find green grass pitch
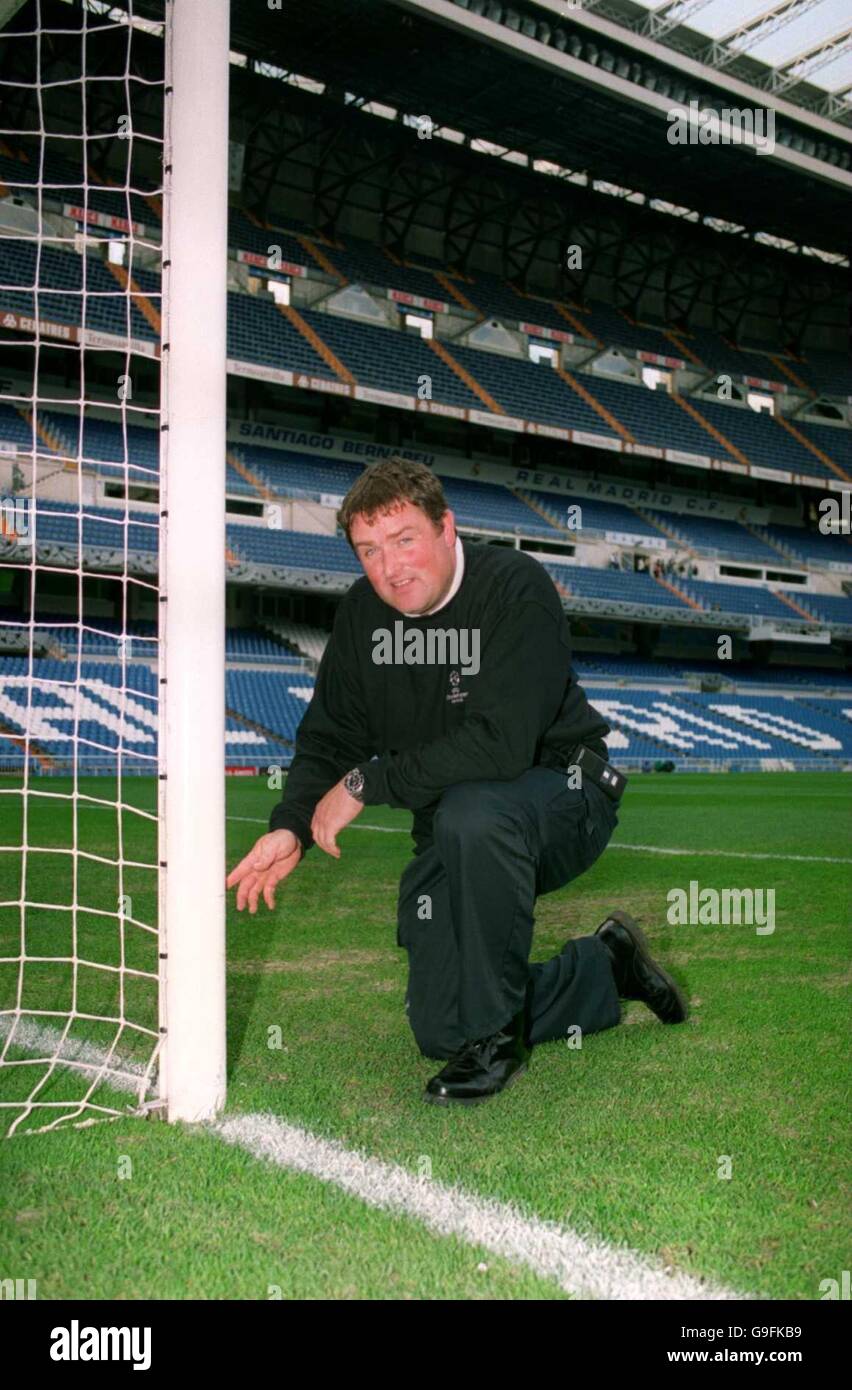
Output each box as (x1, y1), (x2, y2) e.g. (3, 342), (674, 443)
(0, 772), (849, 1299)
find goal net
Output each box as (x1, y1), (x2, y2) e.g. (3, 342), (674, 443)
(0, 0), (227, 1136)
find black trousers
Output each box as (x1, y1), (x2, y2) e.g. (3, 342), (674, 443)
(396, 766), (622, 1060)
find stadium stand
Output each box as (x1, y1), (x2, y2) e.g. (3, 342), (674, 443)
(688, 398), (840, 481)
(642, 512), (785, 565)
(227, 446), (362, 500)
(0, 144), (162, 233)
(21, 500), (158, 554)
(226, 525), (358, 573)
(521, 489), (666, 540)
(784, 591), (852, 625)
(572, 374), (734, 458)
(5, 488), (848, 637)
(267, 621), (329, 665)
(2, 232), (849, 488)
(758, 524), (852, 568)
(675, 579), (810, 622)
(545, 564), (692, 610)
(2, 88), (850, 788)
(2, 655), (848, 773)
(0, 239), (156, 341)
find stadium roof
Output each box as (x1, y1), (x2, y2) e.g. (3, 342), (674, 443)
(606, 0), (852, 114)
(218, 0), (851, 259)
(3, 0), (845, 343)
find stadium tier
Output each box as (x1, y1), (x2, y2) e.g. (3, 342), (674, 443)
(572, 655), (852, 687)
(793, 351), (852, 399)
(224, 629), (302, 662)
(590, 688), (852, 760)
(6, 401), (850, 567)
(296, 232), (454, 305)
(437, 478), (561, 537)
(569, 374), (734, 456)
(451, 342), (614, 429)
(785, 591), (852, 625)
(227, 524), (357, 572)
(18, 499), (159, 552)
(452, 272), (596, 338)
(0, 616), (299, 664)
(546, 564), (689, 609)
(296, 307), (482, 411)
(228, 209), (312, 271)
(793, 421), (851, 471)
(687, 397), (836, 481)
(226, 445), (363, 501)
(42, 410), (161, 485)
(563, 301), (671, 356)
(6, 401), (849, 576)
(3, 134), (850, 390)
(662, 326), (776, 381)
(0, 144), (162, 234)
(758, 524), (852, 567)
(526, 490), (667, 540)
(1, 656), (848, 772)
(675, 579), (804, 621)
(0, 659), (293, 768)
(642, 511), (781, 565)
(0, 238), (156, 341)
(225, 668), (314, 743)
(268, 620), (329, 664)
(2, 235), (850, 491)
(5, 494), (849, 631)
(227, 291), (325, 376)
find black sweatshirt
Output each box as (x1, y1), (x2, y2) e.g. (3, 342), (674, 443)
(269, 539), (610, 852)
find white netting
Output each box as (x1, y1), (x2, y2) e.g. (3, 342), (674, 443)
(0, 0), (167, 1135)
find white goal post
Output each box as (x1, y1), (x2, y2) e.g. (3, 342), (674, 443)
(0, 0), (228, 1134)
(160, 0), (228, 1124)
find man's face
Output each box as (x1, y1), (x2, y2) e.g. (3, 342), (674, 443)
(349, 500), (457, 614)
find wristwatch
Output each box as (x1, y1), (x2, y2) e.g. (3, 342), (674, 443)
(343, 767), (366, 802)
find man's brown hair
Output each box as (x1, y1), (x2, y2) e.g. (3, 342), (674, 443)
(337, 456), (449, 548)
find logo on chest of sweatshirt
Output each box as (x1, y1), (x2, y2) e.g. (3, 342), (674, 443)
(446, 668), (469, 704)
(372, 622), (480, 676)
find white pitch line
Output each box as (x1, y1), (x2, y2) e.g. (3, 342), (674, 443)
(3, 1017), (748, 1300)
(210, 1111), (747, 1301)
(72, 804), (852, 863)
(226, 815), (852, 864)
(0, 1015), (148, 1092)
(227, 814), (403, 832)
(605, 843), (852, 866)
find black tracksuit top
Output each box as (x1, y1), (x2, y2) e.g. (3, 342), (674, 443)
(269, 537), (610, 853)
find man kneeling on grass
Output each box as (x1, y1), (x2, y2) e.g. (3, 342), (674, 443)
(226, 459), (688, 1105)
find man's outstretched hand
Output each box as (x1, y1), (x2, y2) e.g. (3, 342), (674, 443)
(226, 828), (302, 914)
(227, 780), (364, 912)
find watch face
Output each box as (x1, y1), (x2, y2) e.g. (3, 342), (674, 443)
(346, 770), (365, 798)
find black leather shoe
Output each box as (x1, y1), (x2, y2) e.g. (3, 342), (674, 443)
(423, 1005), (532, 1106)
(594, 909), (688, 1024)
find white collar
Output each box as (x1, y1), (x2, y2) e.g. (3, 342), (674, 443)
(407, 535), (464, 616)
